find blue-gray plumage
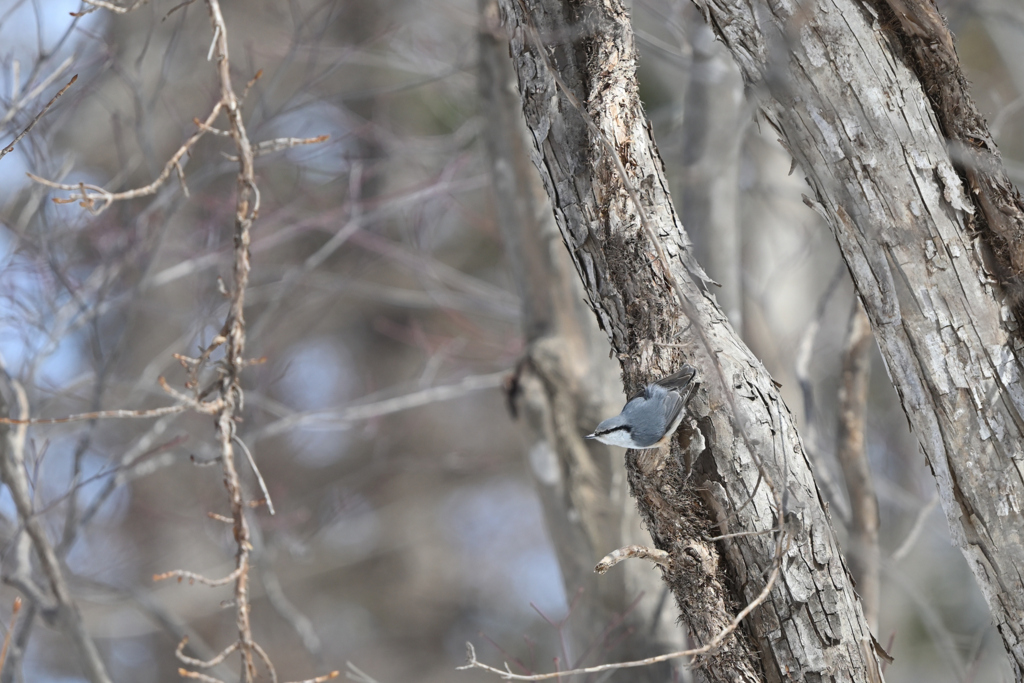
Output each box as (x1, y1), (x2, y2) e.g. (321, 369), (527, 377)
(586, 366), (698, 449)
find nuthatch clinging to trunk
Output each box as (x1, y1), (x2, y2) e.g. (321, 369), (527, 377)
(586, 366), (698, 449)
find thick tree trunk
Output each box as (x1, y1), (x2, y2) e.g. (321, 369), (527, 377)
(693, 0), (1024, 675)
(497, 1), (883, 680)
(479, 3), (686, 678)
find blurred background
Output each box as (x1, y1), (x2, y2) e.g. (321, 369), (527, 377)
(0, 0), (1021, 681)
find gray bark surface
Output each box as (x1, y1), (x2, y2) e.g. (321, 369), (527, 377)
(692, 0), (1024, 675)
(497, 0), (883, 680)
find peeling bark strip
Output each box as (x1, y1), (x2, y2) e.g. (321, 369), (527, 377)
(872, 0), (1024, 296)
(497, 1), (882, 680)
(692, 0), (1024, 675)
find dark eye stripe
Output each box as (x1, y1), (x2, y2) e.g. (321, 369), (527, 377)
(598, 425), (630, 435)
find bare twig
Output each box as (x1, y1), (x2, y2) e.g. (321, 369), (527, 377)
(594, 545), (670, 574)
(252, 641), (279, 683)
(0, 74), (77, 161)
(175, 638), (239, 669)
(223, 134), (330, 160)
(0, 403), (186, 425)
(284, 673), (339, 683)
(180, 3), (261, 680)
(178, 669), (227, 683)
(153, 564), (245, 587)
(233, 435), (275, 515)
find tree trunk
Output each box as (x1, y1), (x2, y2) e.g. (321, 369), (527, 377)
(693, 0), (1024, 676)
(479, 3), (686, 678)
(496, 1), (883, 680)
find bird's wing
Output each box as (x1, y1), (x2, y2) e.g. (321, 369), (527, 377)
(626, 365), (698, 401)
(654, 365), (697, 392)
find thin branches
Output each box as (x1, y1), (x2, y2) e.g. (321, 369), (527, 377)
(0, 74), (77, 161)
(252, 370), (507, 439)
(16, 2), (330, 681)
(27, 102), (224, 214)
(153, 565), (245, 587)
(0, 373), (111, 683)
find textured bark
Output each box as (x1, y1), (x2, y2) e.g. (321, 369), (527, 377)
(479, 3), (686, 678)
(692, 0), (1024, 675)
(871, 0), (1024, 296)
(497, 1), (883, 680)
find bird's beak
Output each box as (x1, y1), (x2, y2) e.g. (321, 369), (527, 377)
(585, 433), (596, 439)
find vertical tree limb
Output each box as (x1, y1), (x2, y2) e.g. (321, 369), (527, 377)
(835, 300), (880, 632)
(204, 0), (258, 678)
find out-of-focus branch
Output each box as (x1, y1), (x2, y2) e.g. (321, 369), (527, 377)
(679, 11), (746, 331)
(251, 371), (507, 440)
(0, 598), (22, 676)
(0, 56), (74, 128)
(0, 372), (111, 683)
(0, 74), (77, 161)
(0, 403), (186, 425)
(835, 299), (880, 631)
(890, 494), (939, 562)
(794, 267), (852, 525)
(78, 0), (154, 14)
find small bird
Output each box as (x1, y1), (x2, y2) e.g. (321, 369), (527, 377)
(586, 366), (698, 449)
